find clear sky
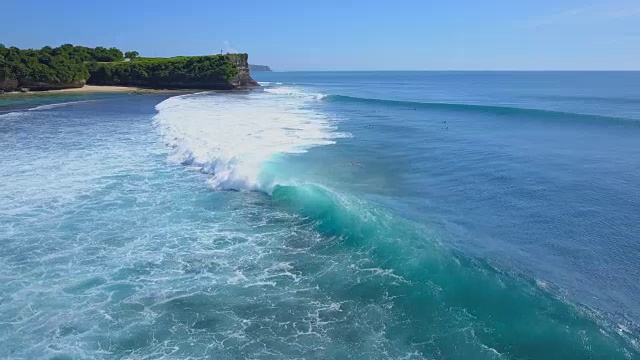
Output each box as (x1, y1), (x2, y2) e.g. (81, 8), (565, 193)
(2, 0), (639, 70)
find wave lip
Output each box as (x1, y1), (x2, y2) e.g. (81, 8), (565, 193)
(154, 89), (344, 191)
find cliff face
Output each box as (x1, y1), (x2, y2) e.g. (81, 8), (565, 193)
(229, 54), (259, 88)
(0, 78), (19, 92)
(17, 80), (85, 91)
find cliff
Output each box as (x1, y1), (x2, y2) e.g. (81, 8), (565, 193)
(7, 80), (86, 91)
(229, 55), (260, 88)
(1, 45), (258, 92)
(0, 78), (19, 92)
(87, 54), (257, 90)
(249, 64), (273, 72)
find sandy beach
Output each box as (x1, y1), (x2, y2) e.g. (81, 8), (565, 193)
(52, 85), (140, 93)
(2, 85), (198, 96)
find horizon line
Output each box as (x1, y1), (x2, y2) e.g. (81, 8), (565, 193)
(265, 69), (640, 72)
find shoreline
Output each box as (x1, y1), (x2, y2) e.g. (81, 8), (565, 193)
(1, 85), (201, 96)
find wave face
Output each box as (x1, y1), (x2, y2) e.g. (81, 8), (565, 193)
(268, 183), (636, 359)
(154, 89), (343, 190)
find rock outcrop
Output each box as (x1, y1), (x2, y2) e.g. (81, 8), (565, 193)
(230, 55), (260, 88)
(249, 64), (273, 72)
(0, 78), (19, 92)
(6, 79), (86, 91)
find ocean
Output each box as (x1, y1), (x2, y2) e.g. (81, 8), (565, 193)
(1, 71), (639, 359)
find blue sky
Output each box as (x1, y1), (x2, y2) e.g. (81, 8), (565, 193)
(2, 0), (639, 70)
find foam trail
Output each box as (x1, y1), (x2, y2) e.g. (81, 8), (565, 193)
(28, 100), (97, 111)
(257, 82), (283, 86)
(1, 100), (98, 119)
(154, 89), (344, 191)
(0, 112), (25, 120)
(263, 86), (327, 100)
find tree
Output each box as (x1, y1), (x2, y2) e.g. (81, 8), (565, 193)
(125, 51), (139, 60)
(1, 44), (246, 90)
(1, 44), (109, 87)
(86, 54), (242, 88)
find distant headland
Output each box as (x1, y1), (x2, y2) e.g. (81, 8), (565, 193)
(0, 44), (258, 93)
(249, 64), (272, 72)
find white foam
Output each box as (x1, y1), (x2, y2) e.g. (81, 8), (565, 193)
(257, 82), (283, 86)
(0, 100), (95, 120)
(0, 111), (25, 120)
(154, 89), (343, 191)
(28, 100), (96, 111)
(263, 86), (327, 100)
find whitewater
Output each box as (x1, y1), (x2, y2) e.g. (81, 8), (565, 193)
(154, 88), (342, 191)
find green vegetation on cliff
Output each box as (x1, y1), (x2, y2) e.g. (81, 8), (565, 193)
(1, 44), (255, 91)
(0, 44), (125, 90)
(87, 54), (247, 89)
(1, 44), (89, 88)
(124, 51), (139, 60)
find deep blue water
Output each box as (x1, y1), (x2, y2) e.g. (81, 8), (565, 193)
(1, 72), (639, 359)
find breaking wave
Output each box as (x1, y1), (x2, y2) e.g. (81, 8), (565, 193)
(154, 88), (344, 190)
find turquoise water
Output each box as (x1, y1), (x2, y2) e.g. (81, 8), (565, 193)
(1, 72), (639, 359)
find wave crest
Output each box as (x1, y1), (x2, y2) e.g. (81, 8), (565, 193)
(325, 94), (635, 122)
(154, 90), (343, 191)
